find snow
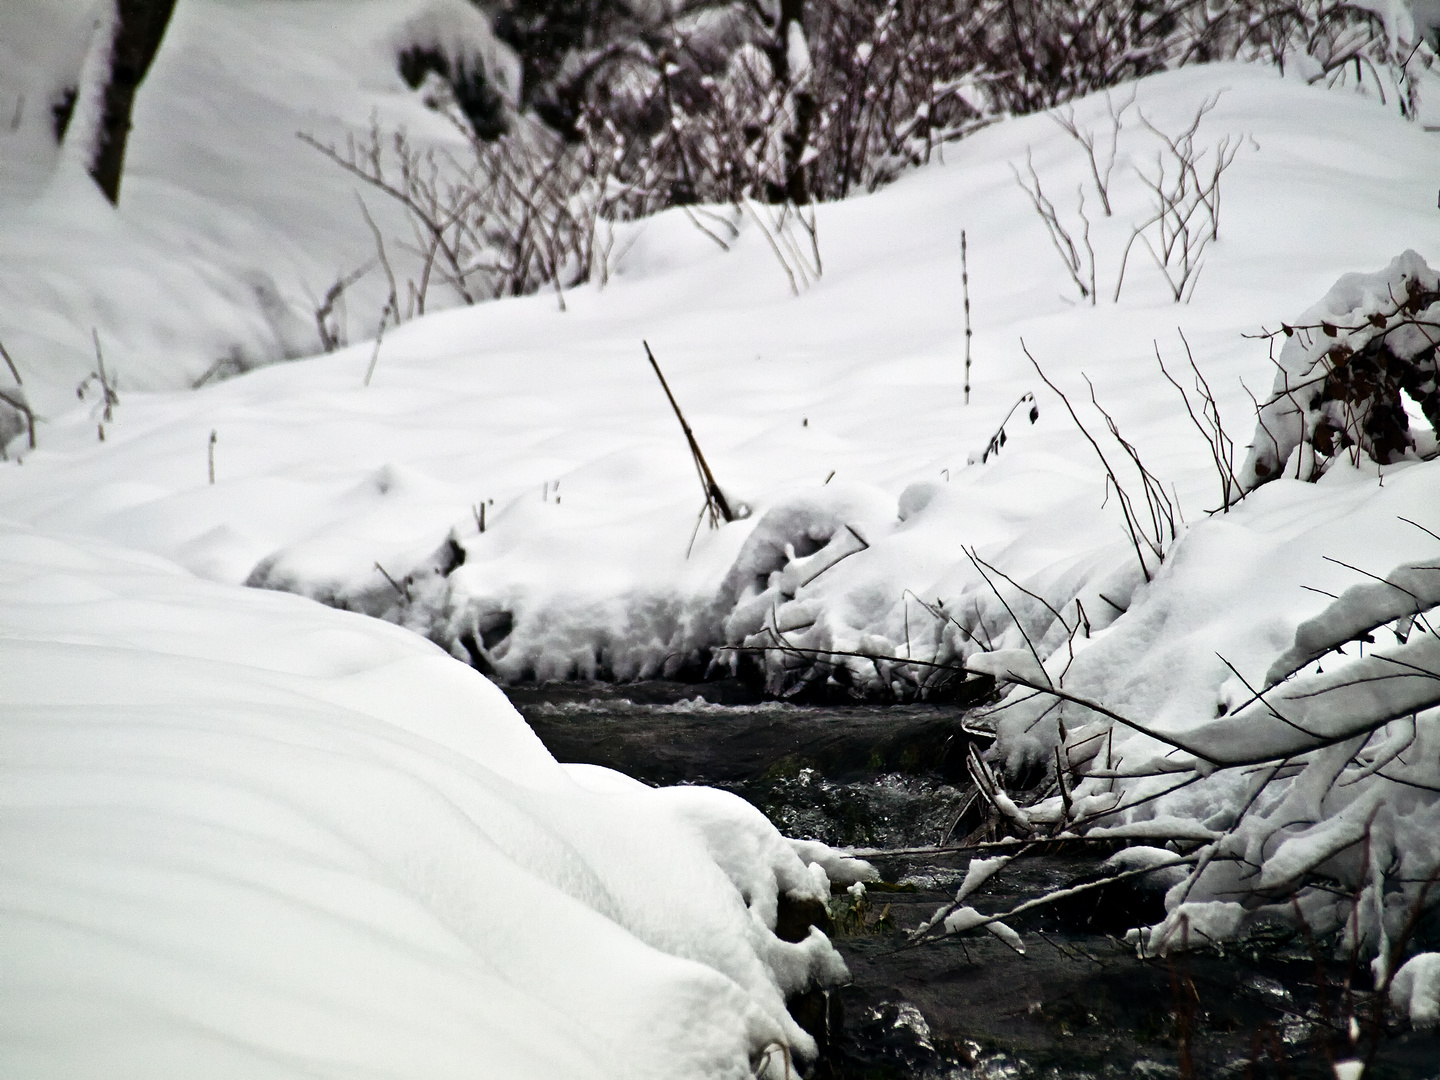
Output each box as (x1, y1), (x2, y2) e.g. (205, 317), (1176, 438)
(0, 525), (850, 1077)
(0, 0), (512, 415)
(3, 0), (1440, 1049)
(940, 906), (1025, 954)
(7, 56), (1435, 702)
(1391, 952), (1440, 1028)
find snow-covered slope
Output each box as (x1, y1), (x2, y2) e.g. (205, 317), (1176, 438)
(0, 0), (512, 415)
(2, 0), (1440, 1012)
(0, 524), (861, 1078)
(1, 57), (1434, 691)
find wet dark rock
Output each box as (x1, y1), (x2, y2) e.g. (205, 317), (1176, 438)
(826, 999), (957, 1079)
(777, 893), (833, 944)
(788, 987), (845, 1067)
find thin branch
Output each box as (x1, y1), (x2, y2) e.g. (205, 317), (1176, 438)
(643, 341), (734, 526)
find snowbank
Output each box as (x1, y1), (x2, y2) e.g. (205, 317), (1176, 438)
(0, 525), (853, 1077)
(2, 2), (1440, 972)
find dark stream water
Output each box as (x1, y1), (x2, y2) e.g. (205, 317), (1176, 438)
(505, 681), (1440, 1079)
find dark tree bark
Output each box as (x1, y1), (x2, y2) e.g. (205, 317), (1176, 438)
(90, 0), (178, 205)
(768, 0), (814, 204)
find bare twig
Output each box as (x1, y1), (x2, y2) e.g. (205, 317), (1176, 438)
(1049, 90), (1134, 216)
(962, 230), (973, 403)
(643, 341), (734, 527)
(1024, 341), (1162, 581)
(92, 330), (116, 423)
(1013, 151), (1095, 304)
(1083, 373), (1177, 561)
(0, 338), (36, 450)
(978, 392), (1039, 463)
(315, 261), (374, 353)
(373, 561), (407, 601)
(1155, 330), (1242, 512)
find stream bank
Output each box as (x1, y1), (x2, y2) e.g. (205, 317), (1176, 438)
(505, 682), (1440, 1079)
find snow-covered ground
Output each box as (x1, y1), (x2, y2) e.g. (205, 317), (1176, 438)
(0, 523), (865, 1078)
(0, 0), (512, 412)
(1, 51), (1434, 691)
(4, 0), (1440, 1061)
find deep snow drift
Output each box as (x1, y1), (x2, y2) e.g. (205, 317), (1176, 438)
(3, 0), (1440, 1044)
(0, 524), (867, 1078)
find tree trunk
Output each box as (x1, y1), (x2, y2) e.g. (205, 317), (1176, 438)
(90, 0), (177, 205)
(770, 0), (814, 204)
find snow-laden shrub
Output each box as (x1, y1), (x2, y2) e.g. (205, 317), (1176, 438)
(1116, 558), (1440, 959)
(502, 0), (1435, 208)
(942, 256), (1440, 967)
(1240, 250), (1440, 488)
(966, 529), (1440, 974)
(391, 0), (522, 126)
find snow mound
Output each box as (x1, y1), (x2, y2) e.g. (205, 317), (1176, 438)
(2, 59), (1436, 713)
(0, 525), (849, 1078)
(1392, 953), (1440, 1028)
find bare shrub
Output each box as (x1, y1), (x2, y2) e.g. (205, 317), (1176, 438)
(1025, 341), (1177, 582)
(1115, 94), (1240, 304)
(302, 114), (619, 316)
(1051, 91), (1134, 217)
(1018, 92), (1242, 306)
(1155, 330), (1243, 512)
(0, 339), (36, 453)
(313, 260), (373, 353)
(1012, 151), (1098, 305)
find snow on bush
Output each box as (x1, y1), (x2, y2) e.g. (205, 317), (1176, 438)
(975, 456), (1440, 965)
(0, 525), (858, 1078)
(1239, 250), (1440, 489)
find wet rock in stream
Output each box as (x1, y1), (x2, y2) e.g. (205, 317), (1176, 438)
(504, 682), (1440, 1079)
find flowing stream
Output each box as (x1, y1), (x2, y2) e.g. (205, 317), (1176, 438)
(506, 681), (1440, 1079)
